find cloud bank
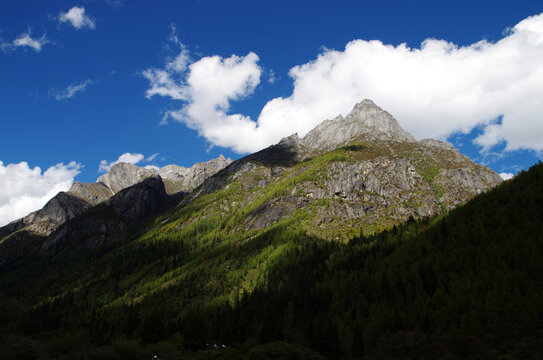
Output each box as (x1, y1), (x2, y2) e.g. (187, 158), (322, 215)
(98, 152), (158, 172)
(145, 13), (543, 154)
(59, 6), (95, 30)
(0, 161), (81, 227)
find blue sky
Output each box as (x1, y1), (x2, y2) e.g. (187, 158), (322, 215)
(0, 0), (542, 225)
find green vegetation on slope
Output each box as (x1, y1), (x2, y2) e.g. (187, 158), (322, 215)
(220, 162), (543, 359)
(0, 155), (538, 359)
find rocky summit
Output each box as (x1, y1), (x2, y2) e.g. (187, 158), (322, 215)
(159, 154), (233, 194)
(302, 99), (416, 152)
(97, 163), (158, 194)
(198, 99), (501, 238)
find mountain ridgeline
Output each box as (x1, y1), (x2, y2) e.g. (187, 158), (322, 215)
(0, 155), (232, 263)
(1, 100), (537, 360)
(0, 100), (500, 264)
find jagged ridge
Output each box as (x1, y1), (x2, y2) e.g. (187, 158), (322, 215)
(0, 155), (232, 261)
(1, 99), (501, 262)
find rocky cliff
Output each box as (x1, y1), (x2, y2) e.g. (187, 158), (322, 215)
(95, 155), (232, 196)
(302, 99), (415, 153)
(96, 163), (158, 194)
(159, 154), (233, 194)
(41, 176), (170, 252)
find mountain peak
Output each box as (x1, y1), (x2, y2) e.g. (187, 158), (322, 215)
(351, 98), (380, 111)
(97, 162), (158, 194)
(158, 155), (233, 194)
(302, 99), (415, 152)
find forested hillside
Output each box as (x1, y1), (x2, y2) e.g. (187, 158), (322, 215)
(1, 161), (541, 359)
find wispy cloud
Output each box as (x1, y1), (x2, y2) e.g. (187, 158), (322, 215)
(103, 0), (124, 9)
(50, 79), (93, 101)
(1, 30), (50, 53)
(267, 69), (277, 84)
(59, 6), (95, 30)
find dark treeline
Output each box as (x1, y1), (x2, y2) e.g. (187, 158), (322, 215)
(207, 162), (543, 358)
(1, 162), (542, 359)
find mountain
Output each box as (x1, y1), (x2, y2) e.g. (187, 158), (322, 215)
(0, 155), (232, 264)
(1, 99), (523, 359)
(96, 154), (233, 196)
(302, 99), (416, 152)
(200, 161), (541, 359)
(1, 160), (539, 359)
(96, 163), (159, 194)
(199, 100), (501, 238)
(159, 154), (233, 194)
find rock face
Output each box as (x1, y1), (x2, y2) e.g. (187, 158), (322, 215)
(94, 155), (232, 196)
(159, 155), (233, 194)
(69, 181), (115, 204)
(42, 217), (128, 252)
(229, 140), (502, 237)
(109, 176), (169, 221)
(302, 99), (416, 152)
(0, 192), (93, 264)
(42, 176), (170, 252)
(0, 192), (91, 239)
(1, 155), (230, 237)
(97, 163), (158, 194)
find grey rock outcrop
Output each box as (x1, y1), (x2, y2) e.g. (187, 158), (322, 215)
(92, 155), (232, 197)
(159, 155), (233, 194)
(97, 163), (158, 194)
(69, 181), (115, 205)
(1, 182), (115, 241)
(42, 176), (170, 252)
(0, 191), (94, 264)
(418, 138), (454, 150)
(0, 211), (39, 241)
(109, 176), (169, 221)
(302, 99), (415, 152)
(0, 192), (90, 239)
(159, 165), (190, 183)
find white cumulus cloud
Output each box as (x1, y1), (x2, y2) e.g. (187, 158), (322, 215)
(50, 79), (93, 101)
(144, 51), (262, 152)
(145, 13), (543, 154)
(59, 6), (95, 30)
(98, 152), (160, 173)
(499, 172), (515, 180)
(0, 161), (81, 227)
